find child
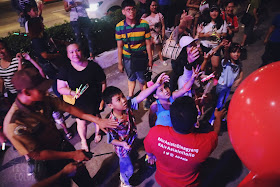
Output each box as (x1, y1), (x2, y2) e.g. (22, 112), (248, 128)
(149, 66), (200, 128)
(209, 42), (243, 125)
(102, 73), (169, 187)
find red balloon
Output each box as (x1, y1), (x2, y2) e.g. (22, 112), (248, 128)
(228, 61), (280, 175)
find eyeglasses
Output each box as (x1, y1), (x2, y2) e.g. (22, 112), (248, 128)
(125, 7), (136, 12)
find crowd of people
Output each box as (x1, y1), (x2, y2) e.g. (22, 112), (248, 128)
(1, 0), (279, 186)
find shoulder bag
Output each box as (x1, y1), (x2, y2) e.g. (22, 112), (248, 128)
(241, 4), (253, 26)
(124, 21), (148, 73)
(162, 30), (182, 60)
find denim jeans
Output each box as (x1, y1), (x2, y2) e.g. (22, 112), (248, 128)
(119, 155), (134, 185)
(123, 58), (146, 84)
(70, 18), (94, 54)
(209, 84), (231, 123)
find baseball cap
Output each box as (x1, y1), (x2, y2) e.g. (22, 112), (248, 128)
(179, 36), (198, 48)
(12, 68), (53, 91)
(210, 4), (219, 11)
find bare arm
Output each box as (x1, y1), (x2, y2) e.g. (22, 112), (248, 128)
(111, 140), (131, 149)
(23, 53), (45, 77)
(213, 108), (226, 134)
(40, 51), (61, 60)
(145, 39), (153, 67)
(57, 79), (75, 96)
(161, 15), (165, 38)
(135, 73), (170, 103)
(64, 1), (74, 12)
(32, 163), (78, 187)
(117, 40), (124, 73)
(149, 102), (158, 128)
(28, 149), (89, 161)
(264, 25), (275, 44)
(253, 8), (258, 25)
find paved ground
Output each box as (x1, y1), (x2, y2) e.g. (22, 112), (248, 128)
(1, 0), (280, 186)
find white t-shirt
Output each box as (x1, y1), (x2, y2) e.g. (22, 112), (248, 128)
(200, 21), (227, 48)
(65, 0), (88, 21)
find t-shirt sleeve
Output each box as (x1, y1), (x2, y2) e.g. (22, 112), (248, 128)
(143, 20), (151, 40)
(144, 127), (154, 153)
(57, 64), (68, 81)
(4, 123), (38, 155)
(233, 16), (239, 28)
(159, 13), (164, 21)
(222, 21), (227, 33)
(115, 21), (124, 41)
(92, 62), (106, 82)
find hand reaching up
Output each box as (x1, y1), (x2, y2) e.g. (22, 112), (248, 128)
(155, 73), (170, 86)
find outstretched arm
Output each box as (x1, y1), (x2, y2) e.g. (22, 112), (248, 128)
(135, 73), (170, 103)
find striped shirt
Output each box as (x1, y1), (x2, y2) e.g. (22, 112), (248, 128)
(115, 19), (151, 59)
(0, 58), (19, 94)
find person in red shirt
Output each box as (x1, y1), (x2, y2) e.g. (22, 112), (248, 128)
(144, 96), (226, 187)
(221, 0), (239, 41)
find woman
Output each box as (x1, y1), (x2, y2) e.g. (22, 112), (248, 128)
(198, 4), (227, 72)
(0, 40), (44, 104)
(142, 0), (166, 65)
(57, 43), (106, 151)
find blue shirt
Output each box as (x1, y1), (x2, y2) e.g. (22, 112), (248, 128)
(155, 97), (174, 127)
(270, 14), (280, 43)
(218, 59), (242, 87)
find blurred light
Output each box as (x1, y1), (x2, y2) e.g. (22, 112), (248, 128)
(88, 3), (99, 11)
(271, 101), (276, 106)
(240, 89), (244, 94)
(254, 76), (259, 81)
(246, 98), (251, 105)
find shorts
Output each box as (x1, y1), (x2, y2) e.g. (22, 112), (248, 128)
(244, 17), (255, 35)
(201, 44), (221, 57)
(123, 58), (146, 84)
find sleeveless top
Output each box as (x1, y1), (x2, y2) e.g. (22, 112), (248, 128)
(155, 97), (174, 127)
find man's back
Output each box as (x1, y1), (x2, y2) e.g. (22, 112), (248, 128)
(144, 125), (218, 187)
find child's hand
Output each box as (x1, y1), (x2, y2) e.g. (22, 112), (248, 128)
(147, 154), (157, 165)
(191, 65), (201, 79)
(22, 53), (31, 61)
(155, 73), (170, 86)
(122, 142), (131, 150)
(214, 108), (227, 120)
(187, 46), (200, 63)
(15, 53), (23, 61)
(232, 80), (241, 88)
(204, 52), (213, 62)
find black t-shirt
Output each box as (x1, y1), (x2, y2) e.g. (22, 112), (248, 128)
(57, 61), (106, 114)
(31, 33), (49, 65)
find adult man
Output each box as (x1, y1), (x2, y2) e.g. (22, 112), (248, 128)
(116, 0), (152, 103)
(3, 68), (117, 186)
(144, 96), (226, 186)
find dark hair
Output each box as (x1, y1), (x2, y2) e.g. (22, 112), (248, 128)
(103, 86), (123, 104)
(28, 17), (44, 39)
(24, 4), (37, 18)
(0, 40), (13, 57)
(200, 5), (224, 29)
(145, 0), (158, 17)
(170, 96), (198, 134)
(223, 0), (235, 8)
(229, 42), (241, 53)
(121, 0), (136, 9)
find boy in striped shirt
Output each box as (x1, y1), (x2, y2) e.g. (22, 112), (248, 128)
(116, 0), (152, 101)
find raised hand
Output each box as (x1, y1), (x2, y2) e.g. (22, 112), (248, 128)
(155, 73), (170, 85)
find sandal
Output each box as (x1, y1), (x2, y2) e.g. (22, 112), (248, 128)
(65, 132), (73, 140)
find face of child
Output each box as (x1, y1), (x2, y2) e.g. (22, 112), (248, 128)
(230, 50), (241, 62)
(110, 93), (128, 111)
(28, 8), (39, 18)
(226, 3), (235, 15)
(210, 10), (219, 20)
(122, 6), (137, 20)
(155, 84), (171, 100)
(150, 1), (158, 13)
(67, 44), (82, 63)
